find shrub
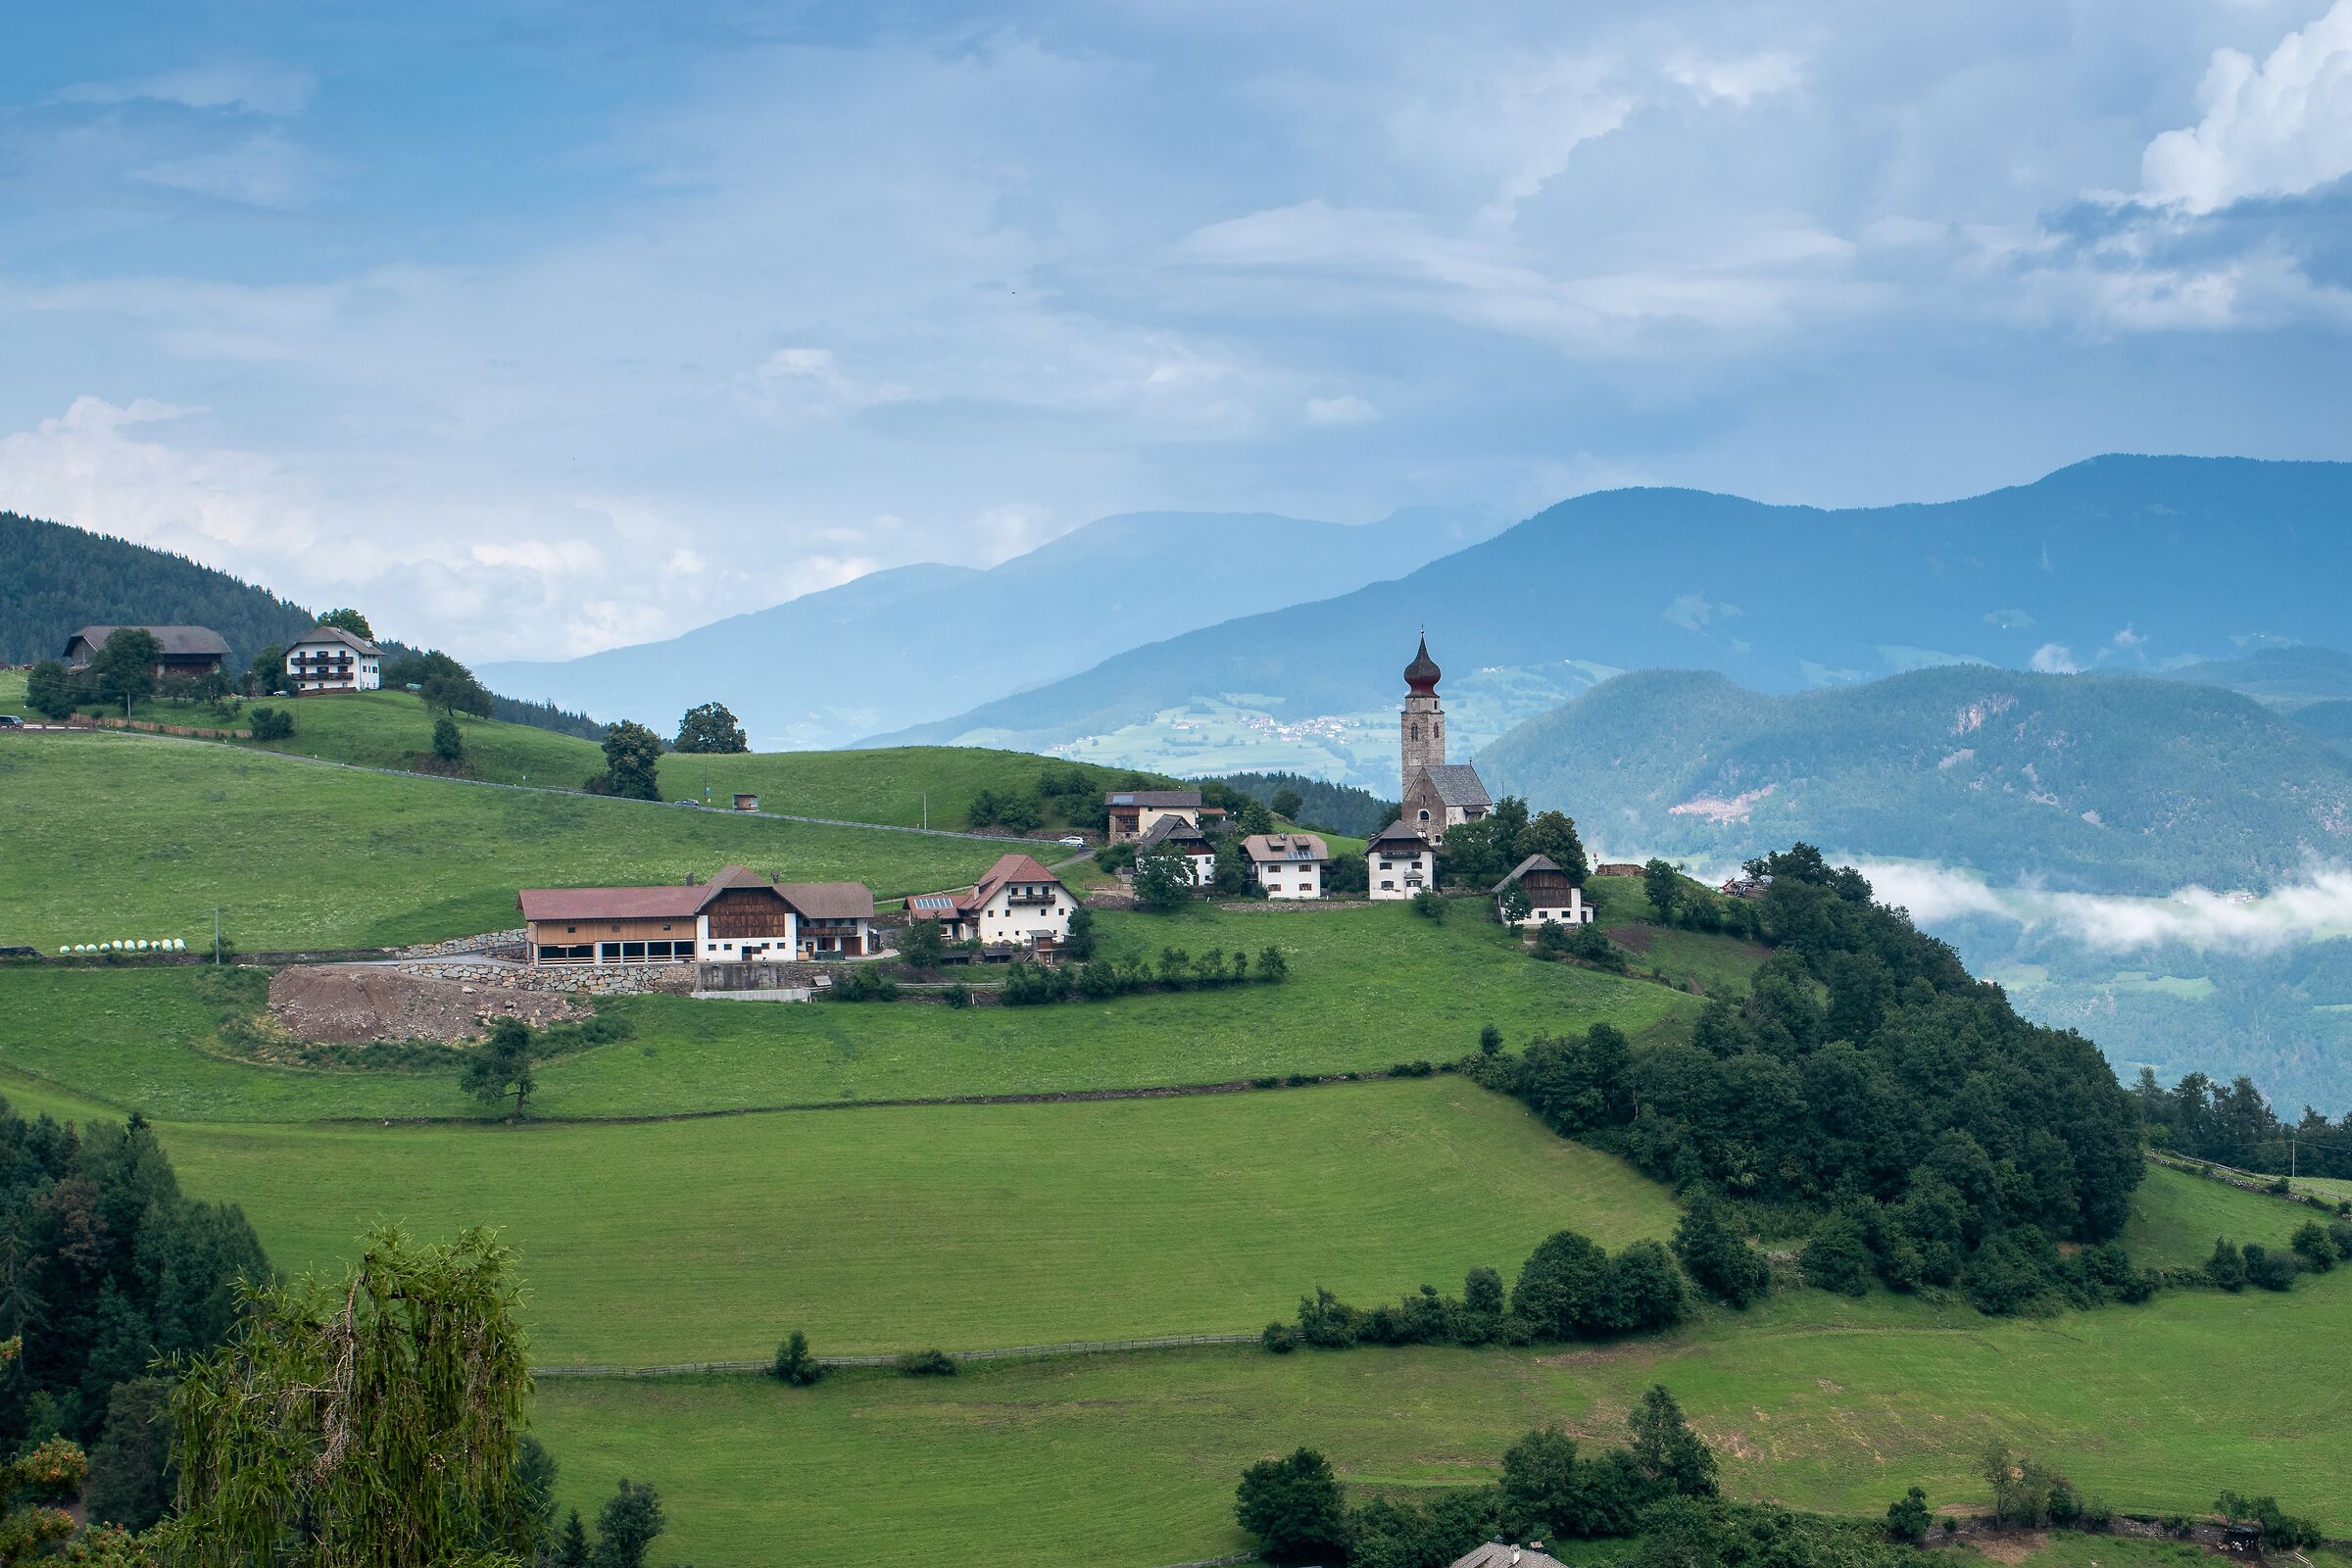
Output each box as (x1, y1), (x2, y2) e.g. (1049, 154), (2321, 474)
(2207, 1236), (2247, 1292)
(1411, 888), (1445, 922)
(771, 1331), (821, 1387)
(1260, 1321), (1298, 1353)
(247, 706), (294, 741)
(1673, 1198), (1771, 1309)
(2243, 1242), (2297, 1292)
(1479, 1023), (1503, 1056)
(1885, 1486), (1931, 1543)
(2290, 1221), (2337, 1272)
(895, 1348), (956, 1377)
(1798, 1210), (1875, 1298)
(943, 982), (971, 1008)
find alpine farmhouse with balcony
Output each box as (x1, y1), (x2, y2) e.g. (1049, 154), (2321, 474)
(517, 864), (876, 965)
(901, 854), (1074, 948)
(1243, 832), (1329, 899)
(284, 624), (383, 692)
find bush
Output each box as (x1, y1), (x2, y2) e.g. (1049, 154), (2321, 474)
(895, 1348), (956, 1377)
(2207, 1236), (2247, 1292)
(771, 1331), (822, 1387)
(2290, 1221), (2337, 1272)
(1798, 1210), (1875, 1298)
(247, 706), (294, 741)
(943, 982), (971, 1008)
(2243, 1242), (2297, 1292)
(1411, 888), (1446, 922)
(1261, 1321), (1298, 1353)
(1885, 1486), (1931, 1543)
(1674, 1198), (1771, 1309)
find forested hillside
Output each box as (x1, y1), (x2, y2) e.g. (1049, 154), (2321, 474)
(0, 512), (317, 666)
(1481, 665), (2352, 895)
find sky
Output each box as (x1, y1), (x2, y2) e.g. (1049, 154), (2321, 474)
(6, 0), (2352, 662)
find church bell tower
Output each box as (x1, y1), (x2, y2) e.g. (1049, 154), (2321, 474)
(1400, 634), (1446, 789)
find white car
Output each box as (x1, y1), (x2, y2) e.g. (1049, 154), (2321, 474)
(1057, 835), (1088, 847)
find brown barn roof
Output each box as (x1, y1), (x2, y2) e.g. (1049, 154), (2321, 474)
(516, 863), (797, 923)
(1369, 819), (1430, 847)
(290, 624), (381, 656)
(1139, 815), (1211, 851)
(1494, 854), (1572, 893)
(777, 881), (875, 920)
(1243, 832), (1329, 863)
(958, 853), (1064, 910)
(65, 624), (229, 661)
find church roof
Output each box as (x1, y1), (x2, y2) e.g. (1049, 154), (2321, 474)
(1416, 762), (1492, 808)
(1403, 634), (1441, 693)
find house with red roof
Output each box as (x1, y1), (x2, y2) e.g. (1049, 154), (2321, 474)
(902, 854), (1074, 949)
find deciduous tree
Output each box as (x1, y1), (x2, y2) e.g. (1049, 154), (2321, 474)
(317, 608), (374, 640)
(92, 627), (163, 712)
(462, 1018), (538, 1119)
(672, 701), (749, 754)
(589, 720), (663, 800)
(1234, 1448), (1347, 1565)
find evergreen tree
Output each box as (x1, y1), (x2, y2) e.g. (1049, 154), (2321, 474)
(555, 1509), (592, 1568)
(1628, 1385), (1719, 1498)
(432, 714), (466, 764)
(591, 1478), (666, 1568)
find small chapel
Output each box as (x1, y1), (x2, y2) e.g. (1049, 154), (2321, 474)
(1395, 634), (1493, 842)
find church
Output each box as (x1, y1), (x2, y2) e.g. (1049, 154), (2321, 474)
(1394, 634), (1492, 842)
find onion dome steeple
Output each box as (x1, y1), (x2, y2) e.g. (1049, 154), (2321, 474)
(1403, 634), (1442, 695)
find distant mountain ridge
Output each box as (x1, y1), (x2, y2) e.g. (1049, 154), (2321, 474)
(874, 456), (2352, 786)
(479, 506), (1505, 750)
(1480, 664), (2352, 896)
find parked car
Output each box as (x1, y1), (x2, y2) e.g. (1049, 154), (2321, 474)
(1057, 835), (1087, 847)
(0, 715), (22, 730)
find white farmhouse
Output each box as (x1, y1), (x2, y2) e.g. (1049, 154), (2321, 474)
(1243, 832), (1328, 899)
(285, 624), (382, 692)
(1138, 814), (1217, 886)
(1367, 819), (1435, 900)
(907, 854), (1075, 949)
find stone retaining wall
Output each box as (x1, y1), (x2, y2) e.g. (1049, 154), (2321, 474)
(395, 960), (694, 996)
(400, 928), (525, 958)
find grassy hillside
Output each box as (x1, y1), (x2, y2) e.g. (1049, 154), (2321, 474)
(0, 903), (1725, 1121)
(141, 1077), (1680, 1364)
(1482, 665), (2352, 895)
(234, 689), (605, 784)
(533, 1213), (2347, 1567)
(651, 744), (1144, 828)
(0, 734), (1005, 949)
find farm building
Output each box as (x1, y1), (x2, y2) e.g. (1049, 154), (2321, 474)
(1103, 788), (1225, 844)
(1242, 831), (1328, 899)
(1366, 819), (1434, 900)
(517, 863), (874, 964)
(1494, 854), (1593, 926)
(284, 624), (382, 692)
(63, 624), (228, 680)
(903, 855), (1074, 948)
(1137, 813), (1216, 886)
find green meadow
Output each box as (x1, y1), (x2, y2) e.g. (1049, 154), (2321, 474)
(652, 744), (1143, 828)
(235, 688), (604, 785)
(531, 1202), (2352, 1568)
(0, 902), (1717, 1121)
(0, 733), (1005, 949)
(133, 1076), (1682, 1365)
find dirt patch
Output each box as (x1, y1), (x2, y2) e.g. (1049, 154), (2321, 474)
(270, 964), (589, 1044)
(1604, 924), (1655, 954)
(1968, 1532), (2048, 1564)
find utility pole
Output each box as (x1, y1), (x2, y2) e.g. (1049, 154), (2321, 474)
(2290, 1128), (2299, 1182)
(922, 792), (928, 831)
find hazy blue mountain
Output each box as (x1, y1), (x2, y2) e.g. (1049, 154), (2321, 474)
(479, 506), (1503, 750)
(2161, 644), (2352, 710)
(874, 457), (2352, 784)
(1481, 664), (2352, 896)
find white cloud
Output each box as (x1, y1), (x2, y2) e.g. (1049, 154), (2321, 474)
(2030, 642), (2082, 672)
(139, 133), (325, 209)
(1664, 591), (1742, 629)
(1859, 859), (2352, 956)
(1664, 50), (1805, 107)
(739, 347), (913, 420)
(1304, 394), (1380, 426)
(57, 61), (316, 117)
(2138, 0), (2352, 212)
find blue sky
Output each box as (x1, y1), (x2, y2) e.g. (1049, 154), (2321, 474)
(6, 0), (2352, 660)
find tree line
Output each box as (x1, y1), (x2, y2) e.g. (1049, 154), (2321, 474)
(1468, 845), (2147, 1316)
(2133, 1067), (2352, 1182)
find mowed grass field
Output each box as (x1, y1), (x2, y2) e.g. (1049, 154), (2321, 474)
(0, 903), (1721, 1121)
(0, 733), (1009, 949)
(235, 689), (604, 785)
(652, 745), (1142, 828)
(142, 1076), (1682, 1364)
(532, 1212), (2352, 1568)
